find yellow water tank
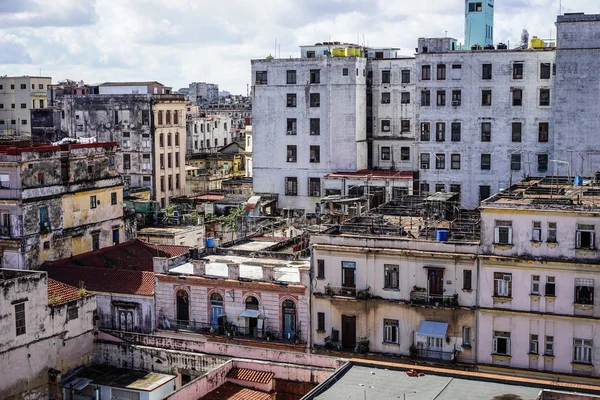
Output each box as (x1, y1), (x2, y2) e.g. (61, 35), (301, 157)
(332, 48), (346, 57)
(347, 47), (360, 57)
(529, 36), (545, 49)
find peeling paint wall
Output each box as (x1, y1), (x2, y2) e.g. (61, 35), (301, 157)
(95, 292), (155, 333)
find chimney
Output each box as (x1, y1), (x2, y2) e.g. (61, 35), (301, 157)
(192, 260), (205, 275)
(153, 257), (169, 274)
(227, 263), (239, 280)
(262, 266), (274, 282)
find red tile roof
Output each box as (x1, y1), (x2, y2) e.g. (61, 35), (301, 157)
(47, 278), (84, 305)
(202, 382), (271, 400)
(43, 265), (154, 296)
(226, 368), (274, 384)
(45, 239), (188, 272)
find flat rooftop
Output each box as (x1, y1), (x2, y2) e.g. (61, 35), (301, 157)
(0, 268), (42, 282)
(138, 225), (202, 235)
(61, 364), (175, 392)
(481, 176), (600, 211)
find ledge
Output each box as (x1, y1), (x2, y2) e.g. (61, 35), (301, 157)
(529, 294), (541, 301)
(575, 248), (597, 256)
(316, 329), (326, 333)
(543, 354), (555, 360)
(382, 288), (401, 292)
(316, 277), (325, 280)
(571, 362), (594, 370)
(462, 288), (473, 293)
(530, 241), (542, 248)
(546, 242), (558, 249)
(493, 243), (514, 250)
(528, 353), (539, 360)
(492, 296), (512, 303)
(574, 303), (594, 311)
(382, 341), (400, 346)
(491, 353), (512, 361)
(545, 296), (556, 302)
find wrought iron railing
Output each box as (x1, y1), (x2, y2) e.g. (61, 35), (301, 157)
(324, 285), (371, 299)
(413, 347), (456, 362)
(409, 292), (458, 307)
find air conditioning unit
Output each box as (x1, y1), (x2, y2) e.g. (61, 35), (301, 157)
(312, 191), (320, 197)
(383, 126), (391, 132)
(503, 274), (512, 281)
(310, 131), (317, 135)
(452, 101), (460, 106)
(286, 130), (294, 135)
(288, 157), (295, 162)
(421, 164), (429, 169)
(314, 102), (320, 107)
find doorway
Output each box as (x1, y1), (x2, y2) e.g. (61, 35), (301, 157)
(176, 290), (189, 322)
(210, 293), (223, 327)
(342, 315), (356, 349)
(428, 268), (444, 296)
(282, 300), (297, 339)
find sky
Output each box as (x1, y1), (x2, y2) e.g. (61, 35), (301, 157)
(0, 0), (597, 95)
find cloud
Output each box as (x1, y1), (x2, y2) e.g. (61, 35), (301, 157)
(0, 41), (32, 64)
(0, 0), (98, 28)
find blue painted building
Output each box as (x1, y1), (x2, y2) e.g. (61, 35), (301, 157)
(464, 0), (494, 49)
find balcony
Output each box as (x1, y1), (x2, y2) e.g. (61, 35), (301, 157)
(324, 285), (371, 299)
(0, 225), (10, 237)
(409, 291), (458, 307)
(410, 346), (457, 363)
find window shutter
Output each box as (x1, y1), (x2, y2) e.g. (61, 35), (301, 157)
(494, 227), (500, 243)
(507, 227), (513, 244)
(492, 338), (497, 353)
(533, 229), (540, 242)
(577, 231), (582, 248)
(507, 338), (511, 355)
(591, 232), (596, 248)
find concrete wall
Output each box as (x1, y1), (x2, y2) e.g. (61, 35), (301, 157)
(187, 116), (232, 154)
(0, 76), (51, 136)
(96, 292), (155, 333)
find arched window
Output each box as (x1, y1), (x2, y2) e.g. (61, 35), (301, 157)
(176, 290), (189, 322)
(245, 296), (259, 310)
(173, 110), (179, 125)
(210, 293), (223, 327)
(175, 132), (179, 146)
(157, 110), (163, 125)
(167, 132), (172, 146)
(166, 110), (171, 125)
(159, 133), (164, 147)
(282, 299), (296, 338)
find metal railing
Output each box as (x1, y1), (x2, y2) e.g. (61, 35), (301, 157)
(413, 347), (456, 362)
(409, 292), (458, 307)
(324, 285), (371, 299)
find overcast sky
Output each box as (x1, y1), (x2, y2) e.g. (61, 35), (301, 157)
(0, 0), (597, 95)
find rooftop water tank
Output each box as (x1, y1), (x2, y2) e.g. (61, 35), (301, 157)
(437, 229), (449, 242)
(497, 43), (508, 49)
(529, 36), (545, 49)
(332, 48), (346, 57)
(484, 44), (495, 50)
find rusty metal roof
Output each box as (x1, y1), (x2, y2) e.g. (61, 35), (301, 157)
(226, 368), (274, 384)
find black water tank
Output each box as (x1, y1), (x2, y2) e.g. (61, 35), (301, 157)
(497, 43), (508, 49)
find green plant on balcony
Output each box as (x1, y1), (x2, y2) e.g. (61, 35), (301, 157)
(413, 285), (426, 292)
(324, 284), (332, 295)
(356, 338), (370, 354)
(451, 294), (459, 307)
(357, 286), (371, 299)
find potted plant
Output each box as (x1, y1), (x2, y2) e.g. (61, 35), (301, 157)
(224, 321), (233, 337)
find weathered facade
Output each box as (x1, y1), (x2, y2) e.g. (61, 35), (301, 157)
(0, 142), (135, 269)
(188, 82), (219, 105)
(0, 269), (96, 400)
(186, 114), (232, 154)
(0, 76), (52, 136)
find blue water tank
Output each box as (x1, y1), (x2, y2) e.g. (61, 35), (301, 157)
(574, 175), (583, 186)
(206, 238), (214, 248)
(437, 229), (449, 242)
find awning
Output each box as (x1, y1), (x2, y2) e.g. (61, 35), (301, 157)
(60, 376), (92, 391)
(417, 321), (448, 338)
(240, 309), (260, 318)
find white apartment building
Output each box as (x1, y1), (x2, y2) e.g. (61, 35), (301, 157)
(251, 45), (368, 212)
(0, 76), (52, 136)
(187, 114), (232, 154)
(478, 177), (600, 378)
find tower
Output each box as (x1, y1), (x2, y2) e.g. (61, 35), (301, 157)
(464, 0), (494, 49)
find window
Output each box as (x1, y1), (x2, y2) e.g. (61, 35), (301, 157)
(176, 173), (180, 189)
(384, 319), (399, 344)
(286, 145), (297, 163)
(401, 120), (410, 133)
(538, 154), (548, 173)
(66, 301), (79, 321)
(173, 110), (179, 125)
(540, 63), (551, 79)
(165, 110), (171, 125)
(310, 118), (320, 135)
(495, 221), (513, 245)
(451, 154), (461, 170)
(451, 90), (461, 106)
(342, 261), (356, 287)
(436, 90), (446, 106)
(420, 183), (430, 194)
(175, 132), (179, 146)
(15, 302), (26, 335)
(160, 177), (165, 191)
(512, 122), (522, 142)
(544, 276), (556, 296)
(573, 339), (592, 363)
(168, 176), (172, 190)
(167, 153), (172, 168)
(306, 51), (315, 58)
(310, 69), (320, 84)
(317, 312), (325, 331)
(20, 103), (26, 109)
(435, 122), (445, 142)
(39, 99), (44, 108)
(540, 89), (550, 106)
(421, 122), (430, 141)
(511, 153), (521, 171)
(167, 132), (172, 146)
(437, 64), (446, 80)
(285, 177), (297, 195)
(545, 336), (554, 355)
(381, 120), (391, 132)
(21, 119), (27, 125)
(342, 68), (348, 76)
(92, 233), (100, 251)
(463, 326), (471, 346)
(310, 93), (320, 107)
(255, 71), (268, 84)
(310, 146), (320, 163)
(479, 63), (492, 81)
(90, 196), (97, 209)
(513, 63), (524, 79)
(111, 192), (117, 205)
(381, 147), (391, 160)
(420, 153), (430, 169)
(401, 70), (410, 83)
(481, 122), (491, 142)
(37, 172), (44, 185)
(512, 89), (523, 106)
(576, 224), (595, 249)
(531, 221), (542, 242)
(435, 184), (445, 193)
(384, 264), (399, 289)
(317, 259), (325, 279)
(529, 334), (539, 354)
(421, 90), (430, 106)
(463, 270), (472, 290)
(480, 185), (491, 201)
(547, 222), (557, 243)
(574, 278), (594, 305)
(435, 153), (445, 169)
(451, 122), (461, 142)
(11, 104), (14, 109)
(286, 118), (297, 135)
(531, 275), (540, 294)
(286, 70), (297, 84)
(482, 89), (492, 106)
(494, 272), (513, 297)
(381, 92), (391, 104)
(493, 331), (510, 355)
(538, 122), (549, 142)
(421, 65), (431, 80)
(286, 93), (297, 107)
(0, 174), (9, 189)
(382, 70), (391, 84)
(400, 147), (410, 161)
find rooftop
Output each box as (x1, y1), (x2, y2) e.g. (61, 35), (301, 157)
(0, 268), (41, 282)
(324, 169), (415, 180)
(201, 382), (271, 400)
(138, 225), (203, 237)
(481, 176), (600, 211)
(99, 81), (167, 87)
(47, 278), (85, 305)
(61, 364), (175, 392)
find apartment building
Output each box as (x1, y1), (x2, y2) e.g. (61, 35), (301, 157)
(251, 44), (368, 211)
(154, 94), (187, 208)
(0, 142), (134, 269)
(186, 113), (232, 154)
(0, 76), (52, 136)
(478, 176), (600, 378)
(415, 37), (556, 207)
(188, 82), (219, 105)
(311, 195), (479, 364)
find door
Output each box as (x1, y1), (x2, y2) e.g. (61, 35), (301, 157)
(342, 261), (356, 288)
(176, 290), (189, 322)
(282, 300), (296, 339)
(428, 269), (444, 296)
(210, 305), (222, 327)
(342, 315), (356, 349)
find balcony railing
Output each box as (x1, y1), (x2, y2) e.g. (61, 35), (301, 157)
(160, 318), (303, 344)
(324, 285), (371, 299)
(40, 220), (51, 234)
(0, 225), (10, 237)
(410, 291), (458, 307)
(411, 347), (457, 363)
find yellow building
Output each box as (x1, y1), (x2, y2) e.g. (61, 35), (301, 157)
(153, 94), (187, 208)
(0, 76), (52, 136)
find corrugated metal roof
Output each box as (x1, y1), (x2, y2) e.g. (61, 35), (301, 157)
(226, 368), (274, 384)
(203, 382), (271, 400)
